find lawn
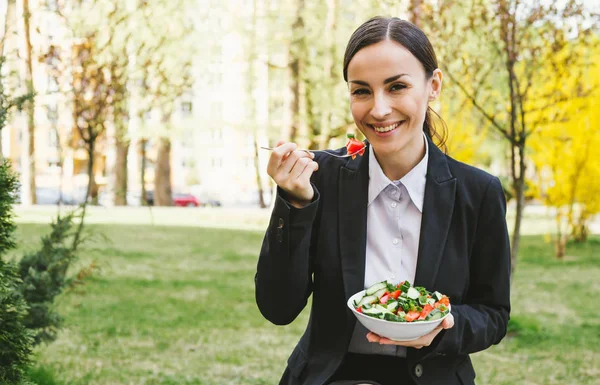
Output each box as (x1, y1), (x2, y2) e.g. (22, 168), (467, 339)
(7, 209), (599, 385)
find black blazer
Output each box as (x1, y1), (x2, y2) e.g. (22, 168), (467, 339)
(255, 135), (511, 385)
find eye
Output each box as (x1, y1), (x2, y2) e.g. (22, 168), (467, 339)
(351, 88), (370, 96)
(390, 83), (407, 91)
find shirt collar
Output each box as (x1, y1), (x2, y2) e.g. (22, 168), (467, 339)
(368, 132), (429, 212)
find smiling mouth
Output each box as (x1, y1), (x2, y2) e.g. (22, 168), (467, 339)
(368, 121), (405, 133)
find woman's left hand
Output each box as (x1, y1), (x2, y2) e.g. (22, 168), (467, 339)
(366, 314), (455, 349)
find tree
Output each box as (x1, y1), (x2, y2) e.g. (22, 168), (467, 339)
(18, 0), (36, 205)
(108, 48), (130, 206)
(530, 40), (600, 257)
(0, 58), (30, 158)
(132, 0), (195, 206)
(423, 0), (599, 274)
(246, 0), (268, 208)
(71, 38), (111, 205)
(0, 52), (33, 384)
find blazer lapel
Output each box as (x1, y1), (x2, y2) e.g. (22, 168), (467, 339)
(338, 144), (370, 300)
(414, 136), (457, 289)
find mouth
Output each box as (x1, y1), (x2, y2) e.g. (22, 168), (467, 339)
(367, 121), (405, 133)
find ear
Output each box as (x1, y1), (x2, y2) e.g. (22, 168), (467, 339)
(429, 69), (443, 101)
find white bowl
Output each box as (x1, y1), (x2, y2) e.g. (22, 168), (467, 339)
(347, 289), (451, 341)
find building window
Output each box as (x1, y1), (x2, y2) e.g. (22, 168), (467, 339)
(49, 129), (59, 149)
(47, 75), (59, 92)
(181, 101), (193, 116)
(47, 105), (58, 124)
(46, 0), (58, 11)
(211, 128), (223, 141)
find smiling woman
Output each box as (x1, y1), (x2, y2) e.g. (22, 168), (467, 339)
(256, 16), (511, 385)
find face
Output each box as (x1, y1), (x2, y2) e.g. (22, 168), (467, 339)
(347, 39), (442, 157)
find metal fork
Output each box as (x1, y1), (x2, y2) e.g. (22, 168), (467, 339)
(260, 146), (365, 158)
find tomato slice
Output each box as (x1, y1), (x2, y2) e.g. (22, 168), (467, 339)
(390, 290), (401, 299)
(345, 133), (366, 159)
(380, 294), (390, 304)
(356, 307), (362, 313)
(405, 311), (420, 322)
(418, 304), (434, 320)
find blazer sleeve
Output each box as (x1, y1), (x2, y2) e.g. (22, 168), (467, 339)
(423, 176), (511, 358)
(254, 184), (321, 326)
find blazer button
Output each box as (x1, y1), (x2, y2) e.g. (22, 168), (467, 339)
(278, 218), (284, 228)
(414, 363), (423, 378)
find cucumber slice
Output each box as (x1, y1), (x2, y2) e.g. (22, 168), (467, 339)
(384, 313), (405, 322)
(362, 307), (383, 318)
(407, 287), (420, 299)
(356, 294), (378, 307)
(374, 304), (393, 314)
(386, 301), (399, 312)
(426, 309), (442, 321)
(433, 291), (443, 301)
(365, 281), (387, 295)
(427, 298), (436, 306)
(374, 288), (388, 298)
(418, 295), (428, 305)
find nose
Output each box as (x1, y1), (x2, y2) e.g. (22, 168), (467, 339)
(370, 92), (392, 120)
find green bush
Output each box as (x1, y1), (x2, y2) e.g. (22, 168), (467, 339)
(18, 212), (80, 344)
(0, 160), (34, 384)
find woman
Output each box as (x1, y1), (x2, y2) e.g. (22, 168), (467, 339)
(255, 16), (511, 385)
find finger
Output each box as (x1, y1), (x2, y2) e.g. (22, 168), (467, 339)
(442, 314), (455, 329)
(276, 140), (285, 147)
(289, 157), (312, 180)
(267, 142), (296, 176)
(279, 150), (312, 175)
(296, 160), (319, 182)
(366, 332), (381, 343)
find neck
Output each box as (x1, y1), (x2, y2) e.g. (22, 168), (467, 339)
(374, 133), (426, 181)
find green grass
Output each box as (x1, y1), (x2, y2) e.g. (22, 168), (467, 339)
(8, 213), (599, 385)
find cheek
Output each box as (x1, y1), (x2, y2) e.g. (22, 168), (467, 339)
(350, 101), (366, 121)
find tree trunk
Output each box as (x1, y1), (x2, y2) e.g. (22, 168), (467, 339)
(114, 138), (129, 206)
(318, 0), (337, 149)
(554, 209), (566, 259)
(140, 138), (148, 205)
(253, 137), (266, 208)
(1, 0), (15, 57)
(72, 144), (94, 251)
(85, 145), (95, 205)
(87, 150), (98, 205)
(510, 142), (526, 275)
(289, 0), (307, 147)
(154, 136), (172, 206)
(21, 0), (36, 204)
(248, 0), (266, 208)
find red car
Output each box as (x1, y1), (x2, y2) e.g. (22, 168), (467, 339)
(173, 193), (200, 207)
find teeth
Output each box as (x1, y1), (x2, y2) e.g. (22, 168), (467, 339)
(372, 122), (401, 132)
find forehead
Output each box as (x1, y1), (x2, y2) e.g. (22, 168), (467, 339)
(347, 39), (424, 82)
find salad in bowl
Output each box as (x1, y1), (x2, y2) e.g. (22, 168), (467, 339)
(347, 280), (451, 341)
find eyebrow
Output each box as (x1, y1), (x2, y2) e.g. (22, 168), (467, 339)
(349, 73), (409, 87)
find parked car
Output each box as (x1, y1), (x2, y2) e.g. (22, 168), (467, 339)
(204, 199), (222, 207)
(173, 193), (200, 207)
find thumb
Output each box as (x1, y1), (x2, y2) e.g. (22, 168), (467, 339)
(276, 140), (285, 147)
(442, 314), (455, 329)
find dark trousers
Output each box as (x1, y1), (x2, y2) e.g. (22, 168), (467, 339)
(327, 353), (417, 385)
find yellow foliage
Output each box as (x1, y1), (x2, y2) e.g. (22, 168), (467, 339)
(438, 91), (488, 165)
(530, 39), (600, 241)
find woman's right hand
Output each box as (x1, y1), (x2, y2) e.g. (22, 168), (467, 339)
(266, 141), (319, 208)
